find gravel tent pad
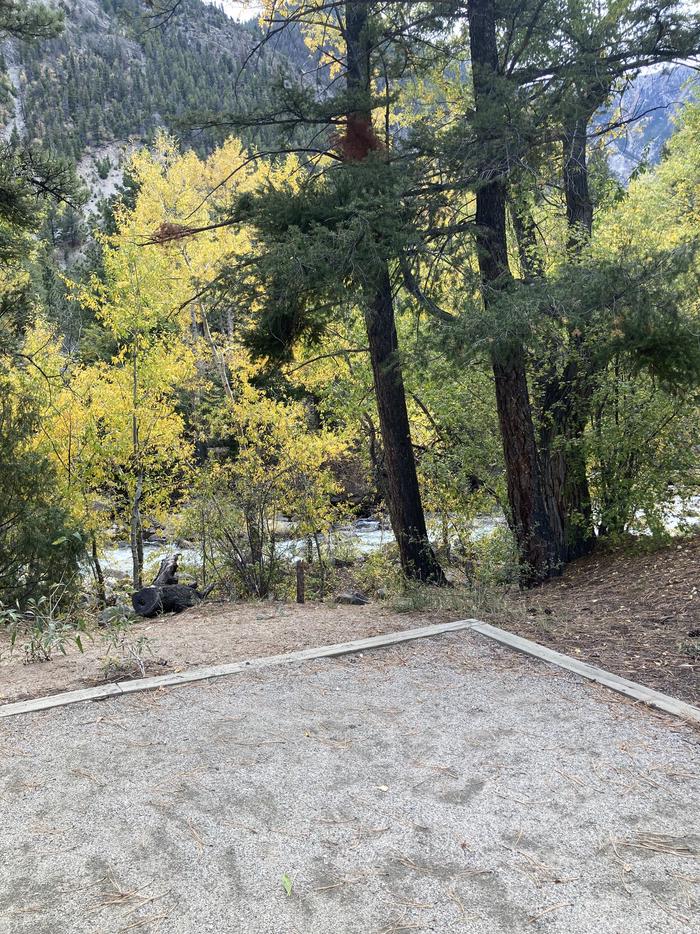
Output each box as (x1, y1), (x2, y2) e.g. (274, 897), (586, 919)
(1, 633), (698, 934)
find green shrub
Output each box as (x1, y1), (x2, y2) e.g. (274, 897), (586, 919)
(95, 156), (111, 180)
(3, 586), (88, 663)
(0, 388), (85, 610)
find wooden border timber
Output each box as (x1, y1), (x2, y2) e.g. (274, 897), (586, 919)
(0, 619), (475, 719)
(0, 683), (123, 718)
(1, 618), (698, 725)
(468, 621), (700, 725)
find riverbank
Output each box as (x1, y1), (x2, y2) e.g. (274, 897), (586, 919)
(1, 534), (697, 707)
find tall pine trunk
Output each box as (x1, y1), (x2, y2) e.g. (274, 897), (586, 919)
(345, 0), (445, 583)
(467, 0), (556, 585)
(564, 117), (594, 247)
(492, 345), (557, 583)
(364, 268), (446, 582)
(539, 115), (596, 562)
(510, 188), (594, 564)
(537, 357), (594, 562)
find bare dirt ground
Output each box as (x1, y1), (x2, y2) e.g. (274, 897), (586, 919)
(1, 632), (698, 934)
(1, 535), (697, 709)
(505, 535), (700, 705)
(0, 603), (442, 705)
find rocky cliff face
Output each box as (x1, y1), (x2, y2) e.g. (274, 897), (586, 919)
(606, 65), (698, 181)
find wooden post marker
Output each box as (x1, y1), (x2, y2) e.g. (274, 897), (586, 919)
(296, 560), (305, 604)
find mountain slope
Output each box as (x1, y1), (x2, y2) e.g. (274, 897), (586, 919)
(3, 2), (696, 185)
(8, 0), (304, 161)
(607, 64), (698, 180)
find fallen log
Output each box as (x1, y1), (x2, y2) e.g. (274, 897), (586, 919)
(152, 553), (181, 587)
(132, 583), (199, 617)
(131, 554), (213, 618)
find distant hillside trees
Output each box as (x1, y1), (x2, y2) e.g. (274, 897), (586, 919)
(15, 0), (308, 161)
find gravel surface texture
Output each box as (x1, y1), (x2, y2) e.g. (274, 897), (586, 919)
(1, 631), (698, 933)
(0, 602), (432, 705)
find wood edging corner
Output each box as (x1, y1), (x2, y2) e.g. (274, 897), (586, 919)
(467, 620), (700, 725)
(1, 616), (697, 726)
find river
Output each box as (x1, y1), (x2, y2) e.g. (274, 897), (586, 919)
(100, 494), (700, 579)
(100, 514), (506, 578)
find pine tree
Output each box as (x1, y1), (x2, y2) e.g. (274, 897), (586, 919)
(210, 1), (447, 583)
(0, 1), (84, 607)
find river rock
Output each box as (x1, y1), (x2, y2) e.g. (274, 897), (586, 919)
(335, 591), (369, 606)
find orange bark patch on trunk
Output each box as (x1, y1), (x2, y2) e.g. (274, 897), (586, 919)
(334, 113), (384, 162)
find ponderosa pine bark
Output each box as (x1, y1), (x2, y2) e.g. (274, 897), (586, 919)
(364, 267), (446, 581)
(510, 186), (595, 565)
(537, 355), (595, 563)
(346, 0), (445, 583)
(556, 116), (597, 558)
(467, 0), (556, 584)
(536, 114), (597, 563)
(563, 116), (594, 247)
